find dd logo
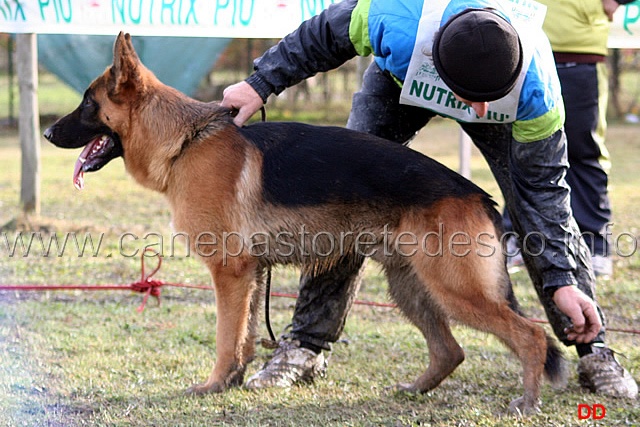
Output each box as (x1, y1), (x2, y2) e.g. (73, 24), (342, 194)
(578, 403), (607, 420)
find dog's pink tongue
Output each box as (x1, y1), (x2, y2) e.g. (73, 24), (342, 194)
(73, 143), (95, 190)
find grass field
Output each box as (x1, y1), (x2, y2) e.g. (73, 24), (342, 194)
(0, 111), (639, 426)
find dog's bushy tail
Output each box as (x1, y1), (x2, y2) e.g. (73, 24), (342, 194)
(544, 334), (568, 387)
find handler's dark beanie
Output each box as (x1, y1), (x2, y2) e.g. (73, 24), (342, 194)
(432, 8), (523, 102)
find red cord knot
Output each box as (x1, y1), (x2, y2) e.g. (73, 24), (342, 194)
(131, 279), (164, 312)
(132, 249), (164, 312)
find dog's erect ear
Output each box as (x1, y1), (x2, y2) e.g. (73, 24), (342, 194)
(109, 32), (145, 98)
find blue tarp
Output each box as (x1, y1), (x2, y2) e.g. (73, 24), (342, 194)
(37, 35), (231, 97)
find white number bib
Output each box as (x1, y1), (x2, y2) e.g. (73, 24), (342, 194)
(399, 0), (547, 123)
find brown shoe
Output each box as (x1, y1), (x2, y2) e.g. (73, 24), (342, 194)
(244, 339), (327, 389)
(577, 346), (638, 398)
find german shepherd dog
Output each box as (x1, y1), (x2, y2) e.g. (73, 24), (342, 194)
(45, 33), (565, 415)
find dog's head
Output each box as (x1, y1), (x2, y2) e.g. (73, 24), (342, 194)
(44, 32), (154, 190)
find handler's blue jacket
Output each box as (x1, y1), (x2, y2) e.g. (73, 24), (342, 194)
(247, 0), (564, 143)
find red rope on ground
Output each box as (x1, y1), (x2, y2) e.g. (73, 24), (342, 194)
(1, 250), (638, 335)
(0, 249), (215, 312)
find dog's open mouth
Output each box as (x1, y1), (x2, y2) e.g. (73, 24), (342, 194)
(73, 135), (120, 190)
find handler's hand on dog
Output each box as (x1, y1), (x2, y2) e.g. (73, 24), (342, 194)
(221, 82), (264, 127)
(552, 286), (601, 343)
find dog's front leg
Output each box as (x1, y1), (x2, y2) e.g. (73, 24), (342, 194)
(186, 257), (258, 395)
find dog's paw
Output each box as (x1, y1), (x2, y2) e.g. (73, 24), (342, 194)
(507, 396), (541, 417)
(185, 382), (226, 396)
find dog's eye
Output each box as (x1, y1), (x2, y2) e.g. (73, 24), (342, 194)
(83, 98), (95, 109)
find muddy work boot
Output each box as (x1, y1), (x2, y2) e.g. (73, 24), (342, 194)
(244, 339), (327, 389)
(577, 346), (638, 398)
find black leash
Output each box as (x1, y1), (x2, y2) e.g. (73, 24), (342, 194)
(257, 105), (277, 345)
(264, 267), (276, 343)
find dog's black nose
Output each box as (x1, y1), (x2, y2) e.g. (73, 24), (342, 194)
(43, 127), (53, 141)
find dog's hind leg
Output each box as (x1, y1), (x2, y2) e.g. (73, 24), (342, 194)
(384, 264), (465, 393)
(401, 201), (549, 415)
(455, 297), (547, 416)
(411, 248), (547, 415)
(186, 257), (259, 395)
